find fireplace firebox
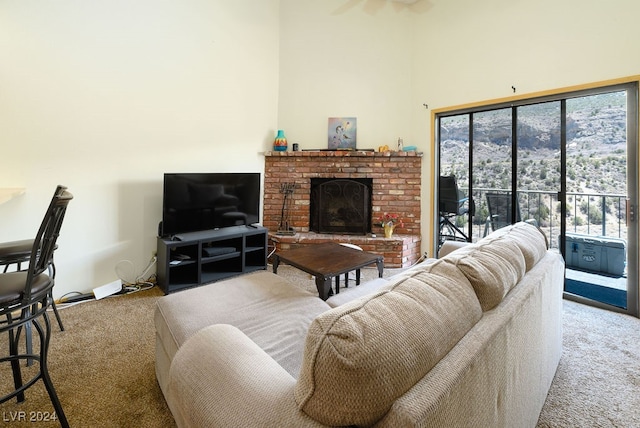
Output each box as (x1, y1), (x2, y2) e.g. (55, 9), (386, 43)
(310, 178), (372, 235)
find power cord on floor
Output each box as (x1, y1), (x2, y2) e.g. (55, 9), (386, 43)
(134, 256), (157, 284)
(122, 274), (157, 294)
(55, 256), (158, 308)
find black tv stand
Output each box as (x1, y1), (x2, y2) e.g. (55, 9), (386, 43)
(156, 225), (267, 294)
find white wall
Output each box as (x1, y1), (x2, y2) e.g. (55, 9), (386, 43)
(278, 0), (415, 149)
(0, 0), (280, 297)
(413, 0), (640, 110)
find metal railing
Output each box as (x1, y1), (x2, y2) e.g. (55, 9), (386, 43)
(450, 188), (627, 249)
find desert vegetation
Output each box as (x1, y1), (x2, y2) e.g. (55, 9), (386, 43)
(439, 91), (628, 242)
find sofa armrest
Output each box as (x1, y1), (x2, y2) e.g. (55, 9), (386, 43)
(167, 324), (325, 428)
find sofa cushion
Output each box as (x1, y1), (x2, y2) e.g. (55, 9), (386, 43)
(294, 261), (482, 427)
(444, 237), (526, 311)
(485, 221), (548, 271)
(155, 271), (330, 380)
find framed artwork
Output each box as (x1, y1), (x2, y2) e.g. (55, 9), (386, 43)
(328, 117), (357, 149)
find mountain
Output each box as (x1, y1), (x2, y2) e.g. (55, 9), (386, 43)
(439, 90), (628, 231)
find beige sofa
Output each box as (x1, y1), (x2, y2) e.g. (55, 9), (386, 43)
(155, 222), (564, 427)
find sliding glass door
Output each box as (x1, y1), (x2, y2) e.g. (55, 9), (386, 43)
(436, 81), (638, 317)
(472, 108), (514, 239)
(564, 91), (633, 310)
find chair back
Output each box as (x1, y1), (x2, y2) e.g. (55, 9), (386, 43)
(486, 192), (521, 231)
(439, 175), (466, 215)
(24, 186), (73, 303)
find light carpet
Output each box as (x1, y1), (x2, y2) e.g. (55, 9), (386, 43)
(537, 298), (640, 427)
(0, 265), (638, 427)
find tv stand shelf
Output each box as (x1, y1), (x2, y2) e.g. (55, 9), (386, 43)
(157, 225), (267, 293)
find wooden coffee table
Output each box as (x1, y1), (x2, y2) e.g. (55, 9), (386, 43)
(272, 242), (384, 300)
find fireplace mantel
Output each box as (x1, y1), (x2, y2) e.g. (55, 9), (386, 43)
(264, 150), (422, 159)
(263, 150), (423, 267)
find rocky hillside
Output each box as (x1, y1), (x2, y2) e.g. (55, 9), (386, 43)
(439, 91), (628, 231)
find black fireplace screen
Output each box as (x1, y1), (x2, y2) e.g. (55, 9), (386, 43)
(310, 178), (372, 235)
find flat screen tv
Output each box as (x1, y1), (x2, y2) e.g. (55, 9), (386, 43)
(161, 173), (260, 238)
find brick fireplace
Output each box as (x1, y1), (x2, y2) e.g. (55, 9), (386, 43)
(263, 151), (422, 268)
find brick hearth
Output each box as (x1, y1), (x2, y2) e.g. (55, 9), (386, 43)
(263, 150), (422, 268)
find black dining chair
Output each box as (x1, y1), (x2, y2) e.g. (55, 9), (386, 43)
(484, 191), (522, 236)
(0, 185), (66, 332)
(438, 175), (473, 247)
(0, 186), (72, 428)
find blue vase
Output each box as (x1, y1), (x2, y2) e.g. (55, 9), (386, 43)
(273, 130), (288, 151)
